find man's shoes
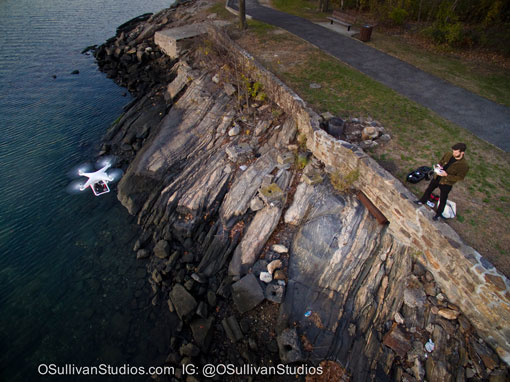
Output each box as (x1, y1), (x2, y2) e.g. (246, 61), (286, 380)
(414, 201), (423, 205)
(432, 214), (444, 221)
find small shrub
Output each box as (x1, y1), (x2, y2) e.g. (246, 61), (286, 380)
(389, 7), (408, 26)
(330, 169), (360, 193)
(445, 22), (465, 47)
(241, 75), (266, 101)
(296, 153), (309, 169)
(423, 25), (446, 44)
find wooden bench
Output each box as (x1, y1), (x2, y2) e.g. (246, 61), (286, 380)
(327, 11), (356, 31)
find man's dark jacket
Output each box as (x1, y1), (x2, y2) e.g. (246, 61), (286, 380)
(436, 152), (469, 186)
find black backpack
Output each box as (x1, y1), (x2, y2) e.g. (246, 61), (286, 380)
(406, 166), (433, 184)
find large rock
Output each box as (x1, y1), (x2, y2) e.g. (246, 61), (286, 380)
(228, 205), (282, 276)
(169, 284), (197, 320)
(177, 155), (231, 217)
(190, 317), (214, 349)
(259, 183), (284, 206)
(154, 240), (170, 259)
(284, 182), (315, 225)
(268, 118), (297, 149)
(225, 143), (252, 162)
(277, 328), (303, 363)
(167, 61), (197, 99)
(403, 283), (427, 309)
(231, 274), (265, 313)
(425, 357), (453, 382)
(266, 283), (285, 303)
(118, 73), (232, 215)
(221, 315), (244, 343)
(220, 150), (277, 222)
(383, 325), (412, 358)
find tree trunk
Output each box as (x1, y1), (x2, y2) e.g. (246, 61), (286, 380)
(319, 0), (329, 13)
(239, 0), (247, 30)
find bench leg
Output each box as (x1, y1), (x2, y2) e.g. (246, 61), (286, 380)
(330, 20), (333, 24)
(348, 26), (351, 31)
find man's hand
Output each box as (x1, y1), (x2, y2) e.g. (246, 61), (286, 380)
(439, 170), (448, 177)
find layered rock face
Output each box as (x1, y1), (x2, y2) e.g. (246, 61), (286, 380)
(93, 2), (509, 381)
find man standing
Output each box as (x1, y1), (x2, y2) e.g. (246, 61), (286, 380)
(415, 143), (469, 221)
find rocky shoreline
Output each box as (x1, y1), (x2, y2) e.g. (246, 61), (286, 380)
(91, 1), (509, 381)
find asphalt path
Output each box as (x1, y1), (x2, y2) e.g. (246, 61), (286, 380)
(229, 0), (510, 151)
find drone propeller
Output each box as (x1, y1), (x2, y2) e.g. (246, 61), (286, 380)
(107, 168), (124, 183)
(95, 155), (117, 169)
(66, 179), (88, 194)
(67, 162), (93, 179)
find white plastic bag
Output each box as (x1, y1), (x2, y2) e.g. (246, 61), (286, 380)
(425, 339), (435, 352)
(440, 200), (457, 219)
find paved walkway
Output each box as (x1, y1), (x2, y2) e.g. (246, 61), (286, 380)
(228, 0), (510, 152)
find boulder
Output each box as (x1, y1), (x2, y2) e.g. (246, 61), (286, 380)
(379, 133), (391, 143)
(284, 182), (315, 225)
(224, 83), (236, 96)
(228, 205), (282, 276)
(259, 183), (284, 205)
(271, 245), (288, 254)
(231, 274), (265, 313)
(222, 315), (244, 343)
(136, 249), (150, 259)
(266, 283), (285, 303)
(260, 272), (272, 283)
(267, 259), (283, 274)
(277, 328), (303, 363)
(206, 290), (217, 307)
(196, 301), (208, 318)
(425, 358), (453, 382)
(382, 325), (412, 358)
(361, 126), (378, 140)
(404, 285), (427, 309)
(220, 150), (277, 221)
(250, 196), (264, 211)
(437, 308), (459, 320)
(190, 317), (214, 349)
(360, 140), (378, 149)
(169, 284), (197, 320)
(154, 240), (170, 259)
(226, 143), (252, 162)
(273, 270), (286, 280)
(228, 124), (240, 136)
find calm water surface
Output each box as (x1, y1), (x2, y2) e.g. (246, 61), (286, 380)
(0, 0), (175, 380)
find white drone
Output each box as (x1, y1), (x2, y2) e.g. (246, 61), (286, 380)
(67, 156), (123, 196)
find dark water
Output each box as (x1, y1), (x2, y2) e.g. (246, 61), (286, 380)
(0, 0), (175, 380)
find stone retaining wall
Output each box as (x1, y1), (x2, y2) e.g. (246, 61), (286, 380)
(207, 26), (510, 364)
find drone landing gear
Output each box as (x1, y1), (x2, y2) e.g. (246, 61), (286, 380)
(92, 181), (110, 196)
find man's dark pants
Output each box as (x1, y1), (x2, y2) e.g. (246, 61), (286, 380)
(419, 177), (452, 217)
